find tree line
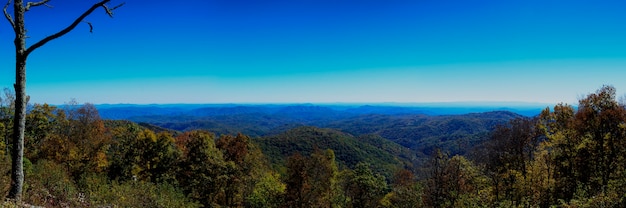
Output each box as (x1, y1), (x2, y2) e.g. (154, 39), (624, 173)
(0, 85), (624, 207)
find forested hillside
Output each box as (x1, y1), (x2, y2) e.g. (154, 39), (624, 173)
(326, 111), (521, 156)
(0, 86), (625, 207)
(255, 126), (416, 178)
(121, 105), (520, 159)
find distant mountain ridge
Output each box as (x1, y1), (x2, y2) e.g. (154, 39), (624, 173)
(96, 103), (545, 120)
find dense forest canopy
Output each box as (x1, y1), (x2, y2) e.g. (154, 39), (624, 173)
(0, 85), (625, 207)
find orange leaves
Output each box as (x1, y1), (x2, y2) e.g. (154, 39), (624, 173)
(95, 151), (108, 171)
(25, 102), (112, 178)
(216, 133), (252, 166)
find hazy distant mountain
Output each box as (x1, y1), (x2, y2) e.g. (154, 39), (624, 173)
(96, 103), (546, 120)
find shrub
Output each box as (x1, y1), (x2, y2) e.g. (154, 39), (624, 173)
(24, 159), (79, 207)
(80, 174), (200, 208)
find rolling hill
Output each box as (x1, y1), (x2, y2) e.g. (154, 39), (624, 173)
(98, 104), (527, 175)
(255, 126), (415, 177)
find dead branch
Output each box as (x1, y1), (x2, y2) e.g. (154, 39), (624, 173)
(24, 0), (51, 11)
(102, 2), (123, 17)
(111, 2), (124, 10)
(3, 0), (15, 30)
(102, 4), (112, 17)
(25, 0), (120, 56)
(84, 21), (93, 33)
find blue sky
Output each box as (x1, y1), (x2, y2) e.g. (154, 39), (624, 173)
(1, 0), (626, 104)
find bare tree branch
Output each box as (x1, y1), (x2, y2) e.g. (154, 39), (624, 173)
(84, 21), (93, 33)
(102, 4), (112, 17)
(3, 0), (15, 30)
(85, 2), (125, 34)
(25, 0), (114, 56)
(24, 0), (51, 11)
(102, 2), (124, 17)
(111, 2), (124, 10)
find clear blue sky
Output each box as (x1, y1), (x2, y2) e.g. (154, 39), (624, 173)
(1, 0), (626, 104)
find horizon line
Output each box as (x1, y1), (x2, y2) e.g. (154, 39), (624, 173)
(85, 101), (560, 108)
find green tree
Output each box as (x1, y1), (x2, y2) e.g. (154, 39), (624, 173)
(347, 162), (388, 208)
(106, 121), (142, 181)
(381, 169), (423, 208)
(309, 149), (339, 208)
(24, 103), (62, 161)
(424, 150), (490, 208)
(283, 148), (340, 208)
(480, 117), (540, 204)
(573, 85), (626, 194)
(538, 103), (577, 202)
(216, 133), (268, 207)
(176, 130), (230, 207)
(217, 133), (252, 206)
(538, 86), (626, 203)
(522, 141), (556, 207)
(131, 130), (179, 182)
(423, 149), (449, 208)
(534, 85), (626, 205)
(105, 121), (183, 196)
(284, 153), (311, 208)
(247, 171), (285, 208)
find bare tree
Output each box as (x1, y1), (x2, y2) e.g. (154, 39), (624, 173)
(3, 0), (123, 201)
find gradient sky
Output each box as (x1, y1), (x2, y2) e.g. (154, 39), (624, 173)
(1, 0), (626, 104)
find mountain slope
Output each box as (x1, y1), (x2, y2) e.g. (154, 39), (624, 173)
(104, 104), (523, 166)
(255, 126), (415, 176)
(326, 111), (522, 155)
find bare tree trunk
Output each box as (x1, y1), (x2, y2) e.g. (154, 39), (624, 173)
(7, 0), (26, 200)
(7, 59), (25, 201)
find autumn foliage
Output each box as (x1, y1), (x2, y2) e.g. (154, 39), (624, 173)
(1, 85), (626, 207)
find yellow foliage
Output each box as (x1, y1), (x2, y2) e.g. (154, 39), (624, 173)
(132, 165), (143, 178)
(95, 151), (108, 171)
(0, 123), (4, 156)
(379, 192), (394, 207)
(68, 148), (78, 161)
(138, 129), (158, 143)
